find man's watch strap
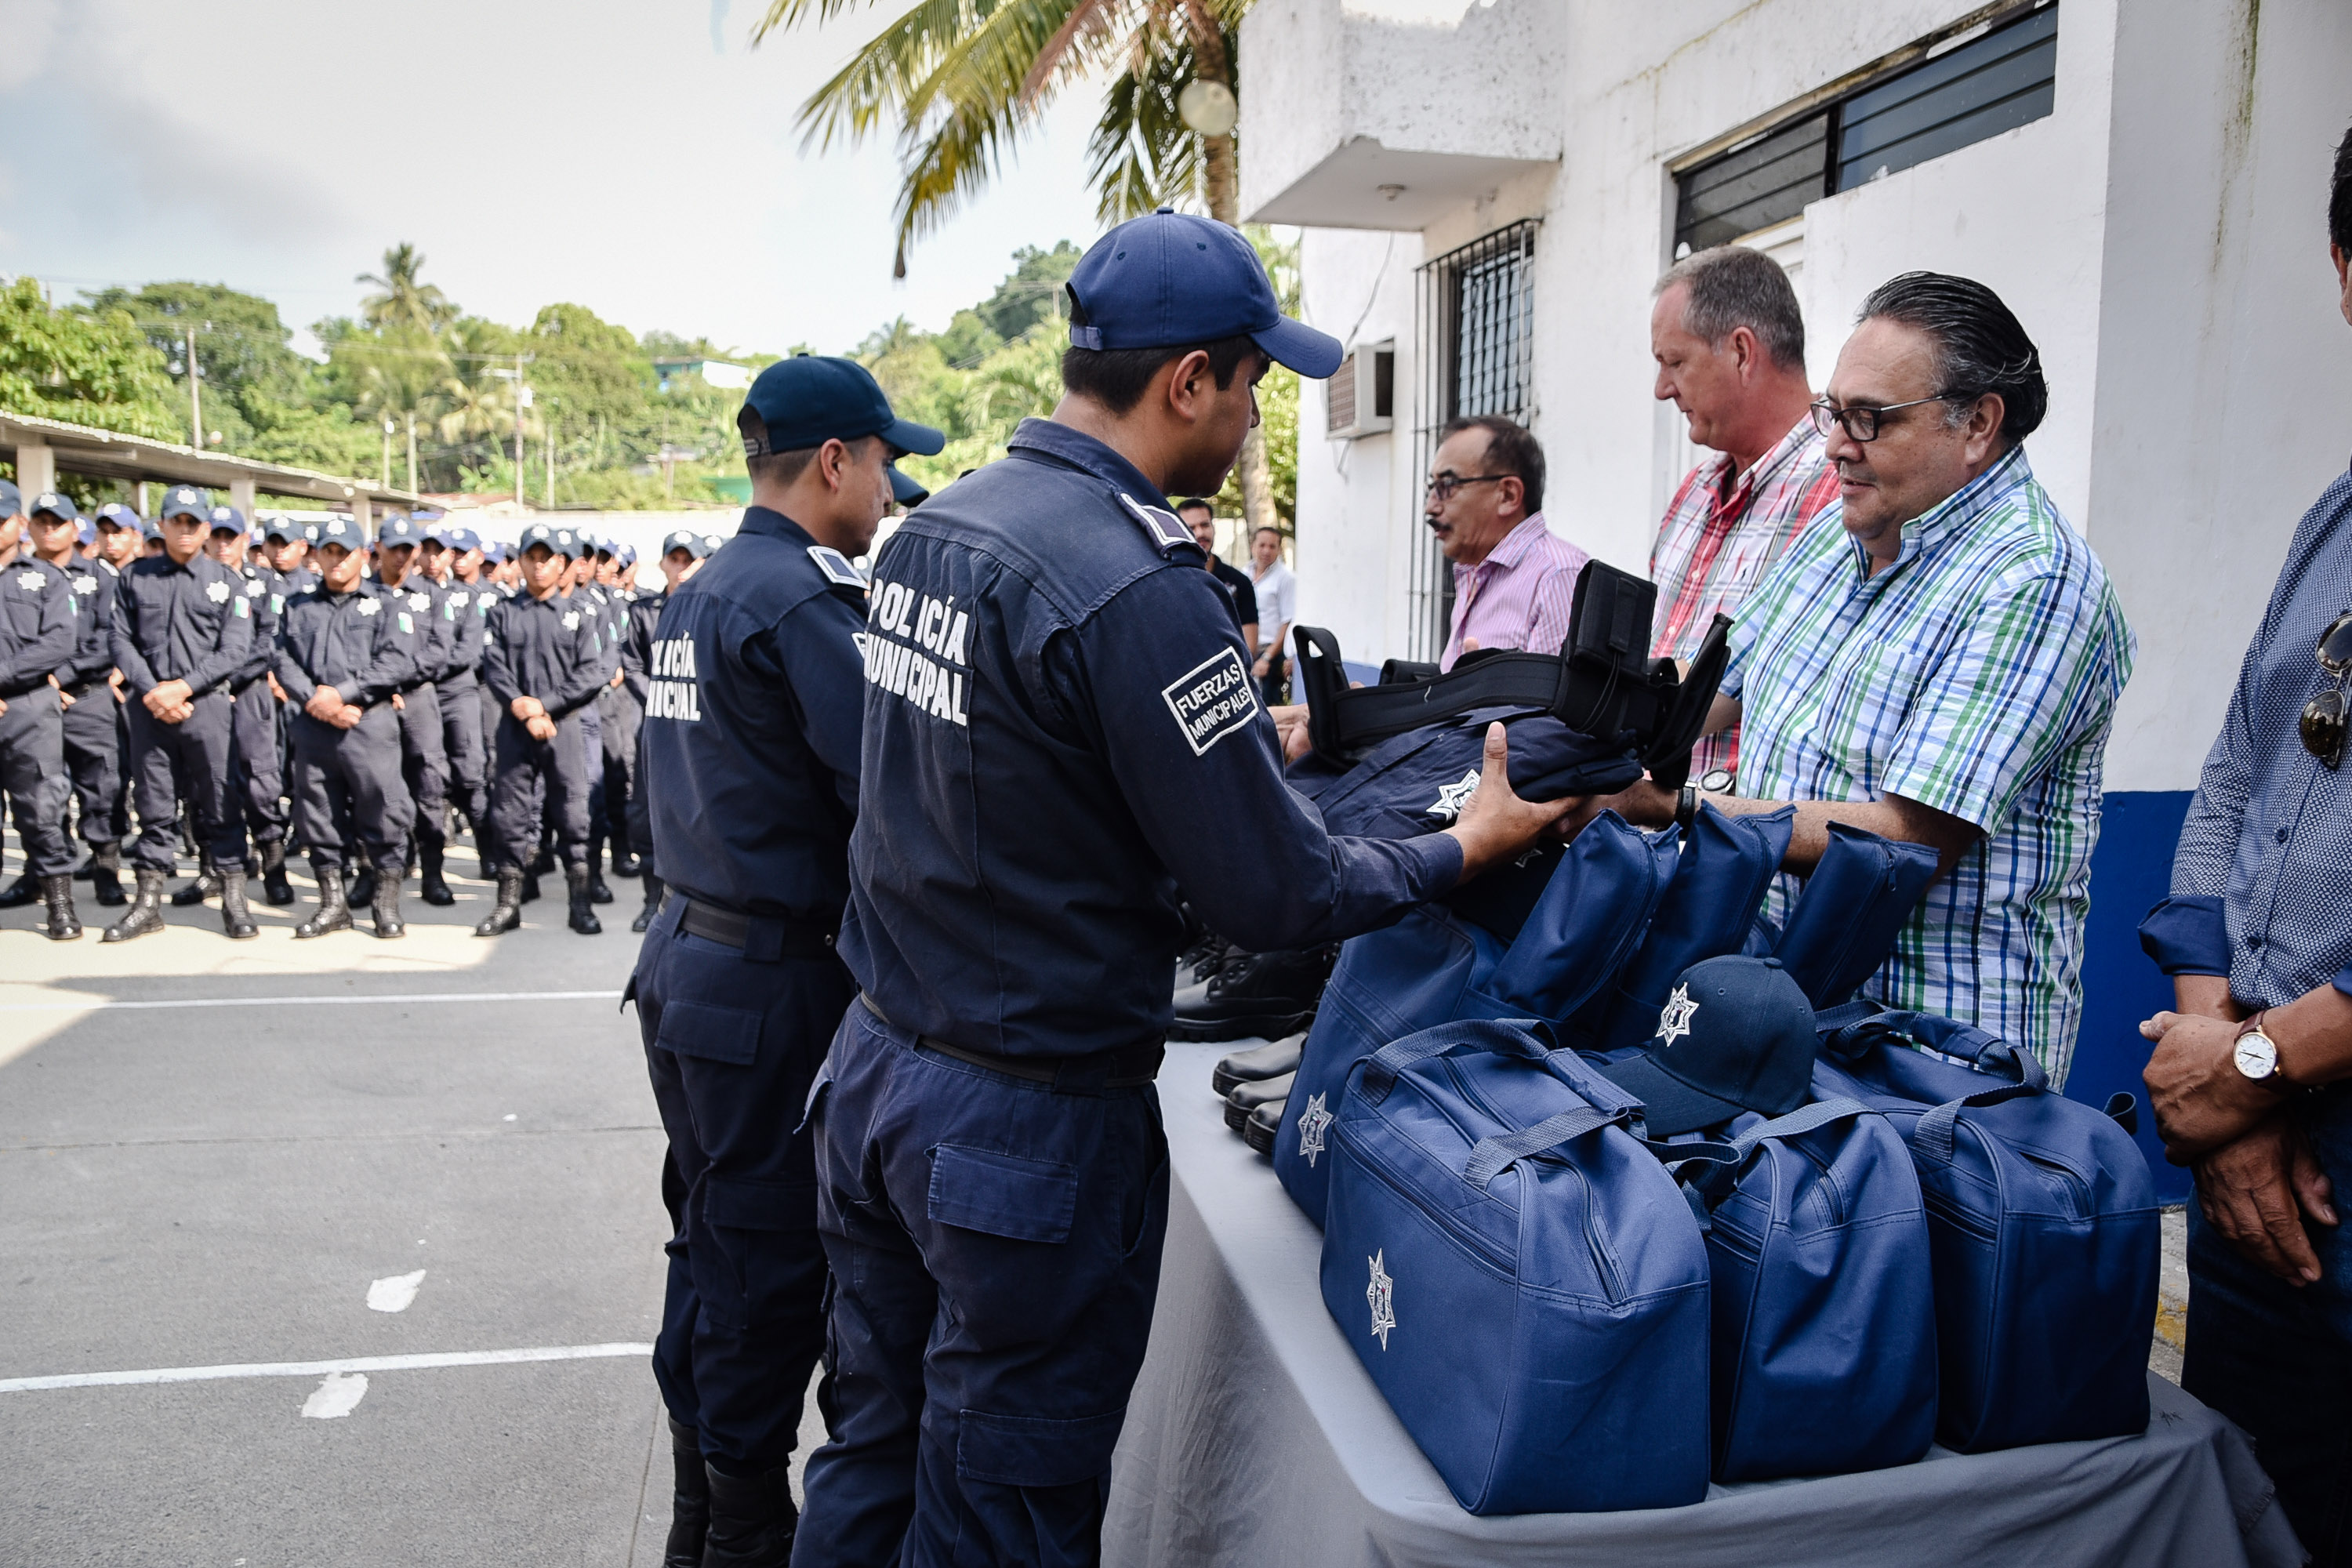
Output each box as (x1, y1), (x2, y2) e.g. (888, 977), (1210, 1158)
(1675, 782), (1698, 830)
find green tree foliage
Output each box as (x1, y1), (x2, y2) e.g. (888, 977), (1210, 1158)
(0, 278), (183, 443)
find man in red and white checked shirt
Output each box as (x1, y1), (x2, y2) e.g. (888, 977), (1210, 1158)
(1650, 246), (1838, 782)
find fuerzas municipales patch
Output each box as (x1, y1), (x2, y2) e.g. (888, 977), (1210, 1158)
(1162, 646), (1259, 757)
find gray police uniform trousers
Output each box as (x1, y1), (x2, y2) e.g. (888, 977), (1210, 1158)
(395, 680), (448, 837)
(227, 677), (287, 848)
(60, 679), (125, 844)
(597, 684), (640, 856)
(488, 711), (590, 871)
(437, 672), (487, 826)
(124, 692), (243, 870)
(289, 707), (412, 873)
(0, 684), (74, 877)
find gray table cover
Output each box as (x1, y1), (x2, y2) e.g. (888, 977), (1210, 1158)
(1105, 1044), (2303, 1568)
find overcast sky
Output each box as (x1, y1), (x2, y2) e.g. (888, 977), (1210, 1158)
(0, 0), (1109, 358)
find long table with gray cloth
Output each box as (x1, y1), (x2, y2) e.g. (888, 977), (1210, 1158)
(1103, 1042), (2303, 1568)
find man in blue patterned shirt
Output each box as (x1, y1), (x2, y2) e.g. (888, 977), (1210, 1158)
(2140, 126), (2352, 1564)
(1577, 273), (2133, 1083)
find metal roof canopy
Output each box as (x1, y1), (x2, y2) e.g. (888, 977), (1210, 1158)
(0, 407), (423, 515)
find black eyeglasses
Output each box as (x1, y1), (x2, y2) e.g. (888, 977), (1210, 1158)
(1809, 394), (1970, 444)
(2301, 612), (2352, 768)
(1425, 473), (1508, 503)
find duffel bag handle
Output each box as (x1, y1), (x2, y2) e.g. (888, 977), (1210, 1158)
(1362, 1018), (1557, 1105)
(1914, 1083), (2044, 1164)
(1817, 1003), (2049, 1091)
(1650, 1098), (1871, 1201)
(1464, 1105), (1625, 1187)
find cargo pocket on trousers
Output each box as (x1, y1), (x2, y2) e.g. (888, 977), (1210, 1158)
(693, 1174), (820, 1328)
(955, 1407), (1127, 1488)
(658, 999), (762, 1065)
(927, 1145), (1078, 1244)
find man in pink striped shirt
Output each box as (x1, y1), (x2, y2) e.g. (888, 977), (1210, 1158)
(1426, 415), (1589, 670)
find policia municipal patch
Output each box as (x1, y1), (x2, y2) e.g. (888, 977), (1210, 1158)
(1163, 646), (1258, 755)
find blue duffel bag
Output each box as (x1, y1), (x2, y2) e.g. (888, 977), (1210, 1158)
(1272, 814), (1678, 1226)
(1812, 1004), (2160, 1452)
(1321, 1018), (1712, 1514)
(1751, 821), (1940, 1007)
(1664, 1097), (1939, 1482)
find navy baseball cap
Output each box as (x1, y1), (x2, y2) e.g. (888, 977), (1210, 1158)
(0, 480), (19, 517)
(262, 517), (303, 545)
(1599, 956), (1819, 1137)
(888, 465), (931, 507)
(208, 504), (245, 535)
(518, 523), (568, 557)
(141, 518), (165, 542)
(76, 517), (95, 546)
(159, 485), (209, 520)
(314, 515), (362, 549)
(740, 355), (945, 461)
(1065, 208), (1343, 379)
(94, 502), (143, 532)
(445, 526), (480, 552)
(29, 491), (79, 522)
(660, 528), (710, 561)
(377, 516), (423, 548)
(618, 544), (637, 566)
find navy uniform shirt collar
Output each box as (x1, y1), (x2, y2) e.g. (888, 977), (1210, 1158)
(738, 506), (818, 549)
(1005, 417), (1173, 510)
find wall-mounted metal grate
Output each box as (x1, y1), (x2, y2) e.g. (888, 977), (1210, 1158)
(1673, 3), (2057, 257)
(1411, 220), (1539, 659)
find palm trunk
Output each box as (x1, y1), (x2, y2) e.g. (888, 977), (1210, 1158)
(405, 412), (418, 495)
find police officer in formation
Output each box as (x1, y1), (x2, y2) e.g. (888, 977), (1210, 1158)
(621, 528), (708, 934)
(66, 503), (138, 908)
(477, 523), (607, 938)
(420, 524), (493, 896)
(371, 517), (457, 906)
(0, 490), (89, 939)
(632, 354), (941, 1567)
(275, 515), (419, 938)
(104, 485), (258, 942)
(596, 540), (644, 893)
(200, 505), (301, 910)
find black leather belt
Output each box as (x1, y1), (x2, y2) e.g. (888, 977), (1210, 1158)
(860, 994), (1163, 1091)
(676, 895), (837, 961)
(60, 678), (98, 700)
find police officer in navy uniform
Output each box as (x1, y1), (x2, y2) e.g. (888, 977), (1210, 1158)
(477, 523), (606, 936)
(621, 528), (708, 933)
(200, 505), (300, 911)
(103, 485), (260, 941)
(632, 356), (941, 1568)
(0, 490), (88, 938)
(372, 516), (457, 904)
(64, 502), (139, 907)
(423, 524), (492, 897)
(277, 515), (420, 938)
(795, 213), (1573, 1565)
(596, 541), (644, 887)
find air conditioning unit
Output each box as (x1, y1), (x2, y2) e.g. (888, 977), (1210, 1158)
(1326, 339), (1395, 439)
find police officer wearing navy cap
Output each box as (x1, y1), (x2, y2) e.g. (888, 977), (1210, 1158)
(277, 514), (419, 938)
(13, 493), (122, 916)
(620, 528), (708, 932)
(0, 490), (90, 938)
(189, 504), (298, 911)
(421, 524), (492, 891)
(795, 212), (1573, 1565)
(103, 485), (260, 941)
(477, 523), (606, 935)
(372, 516), (459, 904)
(630, 356), (941, 1567)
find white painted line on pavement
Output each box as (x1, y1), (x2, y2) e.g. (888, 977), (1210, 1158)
(0, 990), (624, 1014)
(0, 1341), (653, 1393)
(366, 1270), (426, 1312)
(301, 1371), (368, 1418)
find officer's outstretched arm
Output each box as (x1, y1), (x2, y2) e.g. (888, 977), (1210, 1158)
(1444, 721), (1583, 882)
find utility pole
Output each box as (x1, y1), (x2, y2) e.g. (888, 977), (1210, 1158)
(185, 326), (202, 448)
(514, 354), (532, 510)
(546, 412), (556, 510)
(380, 418), (394, 488)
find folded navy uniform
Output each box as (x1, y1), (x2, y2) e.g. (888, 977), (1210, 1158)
(1288, 704), (1642, 837)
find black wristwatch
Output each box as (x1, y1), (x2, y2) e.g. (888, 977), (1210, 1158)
(1675, 782), (1699, 829)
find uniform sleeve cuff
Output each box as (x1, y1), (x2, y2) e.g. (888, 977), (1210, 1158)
(2139, 895), (2230, 976)
(1412, 830), (1468, 899)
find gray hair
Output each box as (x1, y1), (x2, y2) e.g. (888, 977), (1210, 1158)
(1653, 246), (1806, 371)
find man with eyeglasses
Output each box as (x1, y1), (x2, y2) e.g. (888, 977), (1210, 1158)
(2137, 126), (2352, 1565)
(1423, 413), (1588, 670)
(1572, 271), (2132, 1083)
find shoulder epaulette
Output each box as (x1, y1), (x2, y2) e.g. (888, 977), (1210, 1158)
(1118, 493), (1201, 559)
(807, 545), (868, 589)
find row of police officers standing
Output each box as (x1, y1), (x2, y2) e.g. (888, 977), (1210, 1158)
(0, 477), (692, 942)
(630, 216), (1566, 1567)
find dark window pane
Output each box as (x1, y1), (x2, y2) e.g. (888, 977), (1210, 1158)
(1675, 115), (1827, 252)
(1836, 8), (2058, 189)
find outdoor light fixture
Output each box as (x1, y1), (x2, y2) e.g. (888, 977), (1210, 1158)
(1178, 79), (1239, 138)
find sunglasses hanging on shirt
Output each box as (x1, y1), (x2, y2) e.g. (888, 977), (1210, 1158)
(2299, 610), (2352, 768)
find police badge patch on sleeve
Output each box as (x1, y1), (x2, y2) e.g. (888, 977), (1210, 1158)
(1161, 646), (1259, 756)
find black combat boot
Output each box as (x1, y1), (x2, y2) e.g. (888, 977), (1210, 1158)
(585, 838), (614, 904)
(610, 819), (641, 878)
(40, 873), (81, 941)
(296, 866), (353, 938)
(565, 866), (602, 935)
(699, 1461), (796, 1568)
(418, 829), (455, 906)
(347, 851), (378, 910)
(171, 851), (220, 907)
(0, 869), (37, 908)
(101, 868), (167, 943)
(89, 840), (125, 907)
(631, 873), (665, 934)
(371, 869), (405, 938)
(258, 839), (296, 906)
(660, 1418), (708, 1568)
(475, 868), (524, 937)
(219, 867), (260, 939)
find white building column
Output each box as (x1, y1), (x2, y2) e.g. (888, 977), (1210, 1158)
(229, 477), (257, 524)
(13, 441), (55, 503)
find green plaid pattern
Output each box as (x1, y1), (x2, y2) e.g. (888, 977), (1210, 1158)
(1723, 448), (2134, 1083)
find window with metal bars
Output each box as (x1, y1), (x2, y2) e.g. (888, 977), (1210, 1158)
(1673, 3), (2057, 256)
(1410, 220), (1539, 659)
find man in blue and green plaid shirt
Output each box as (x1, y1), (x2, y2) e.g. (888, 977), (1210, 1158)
(1583, 272), (2133, 1083)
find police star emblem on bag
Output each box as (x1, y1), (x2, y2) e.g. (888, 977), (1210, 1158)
(1367, 1250), (1396, 1350)
(1657, 982), (1700, 1047)
(1427, 767), (1482, 822)
(1297, 1091), (1333, 1167)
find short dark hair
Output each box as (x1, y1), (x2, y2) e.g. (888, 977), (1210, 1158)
(1439, 413), (1545, 515)
(1059, 336), (1259, 416)
(1653, 245), (1806, 370)
(1174, 497), (1215, 517)
(2332, 122), (2352, 254)
(1856, 271), (2048, 446)
(743, 430), (878, 489)
(1252, 524), (1283, 540)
